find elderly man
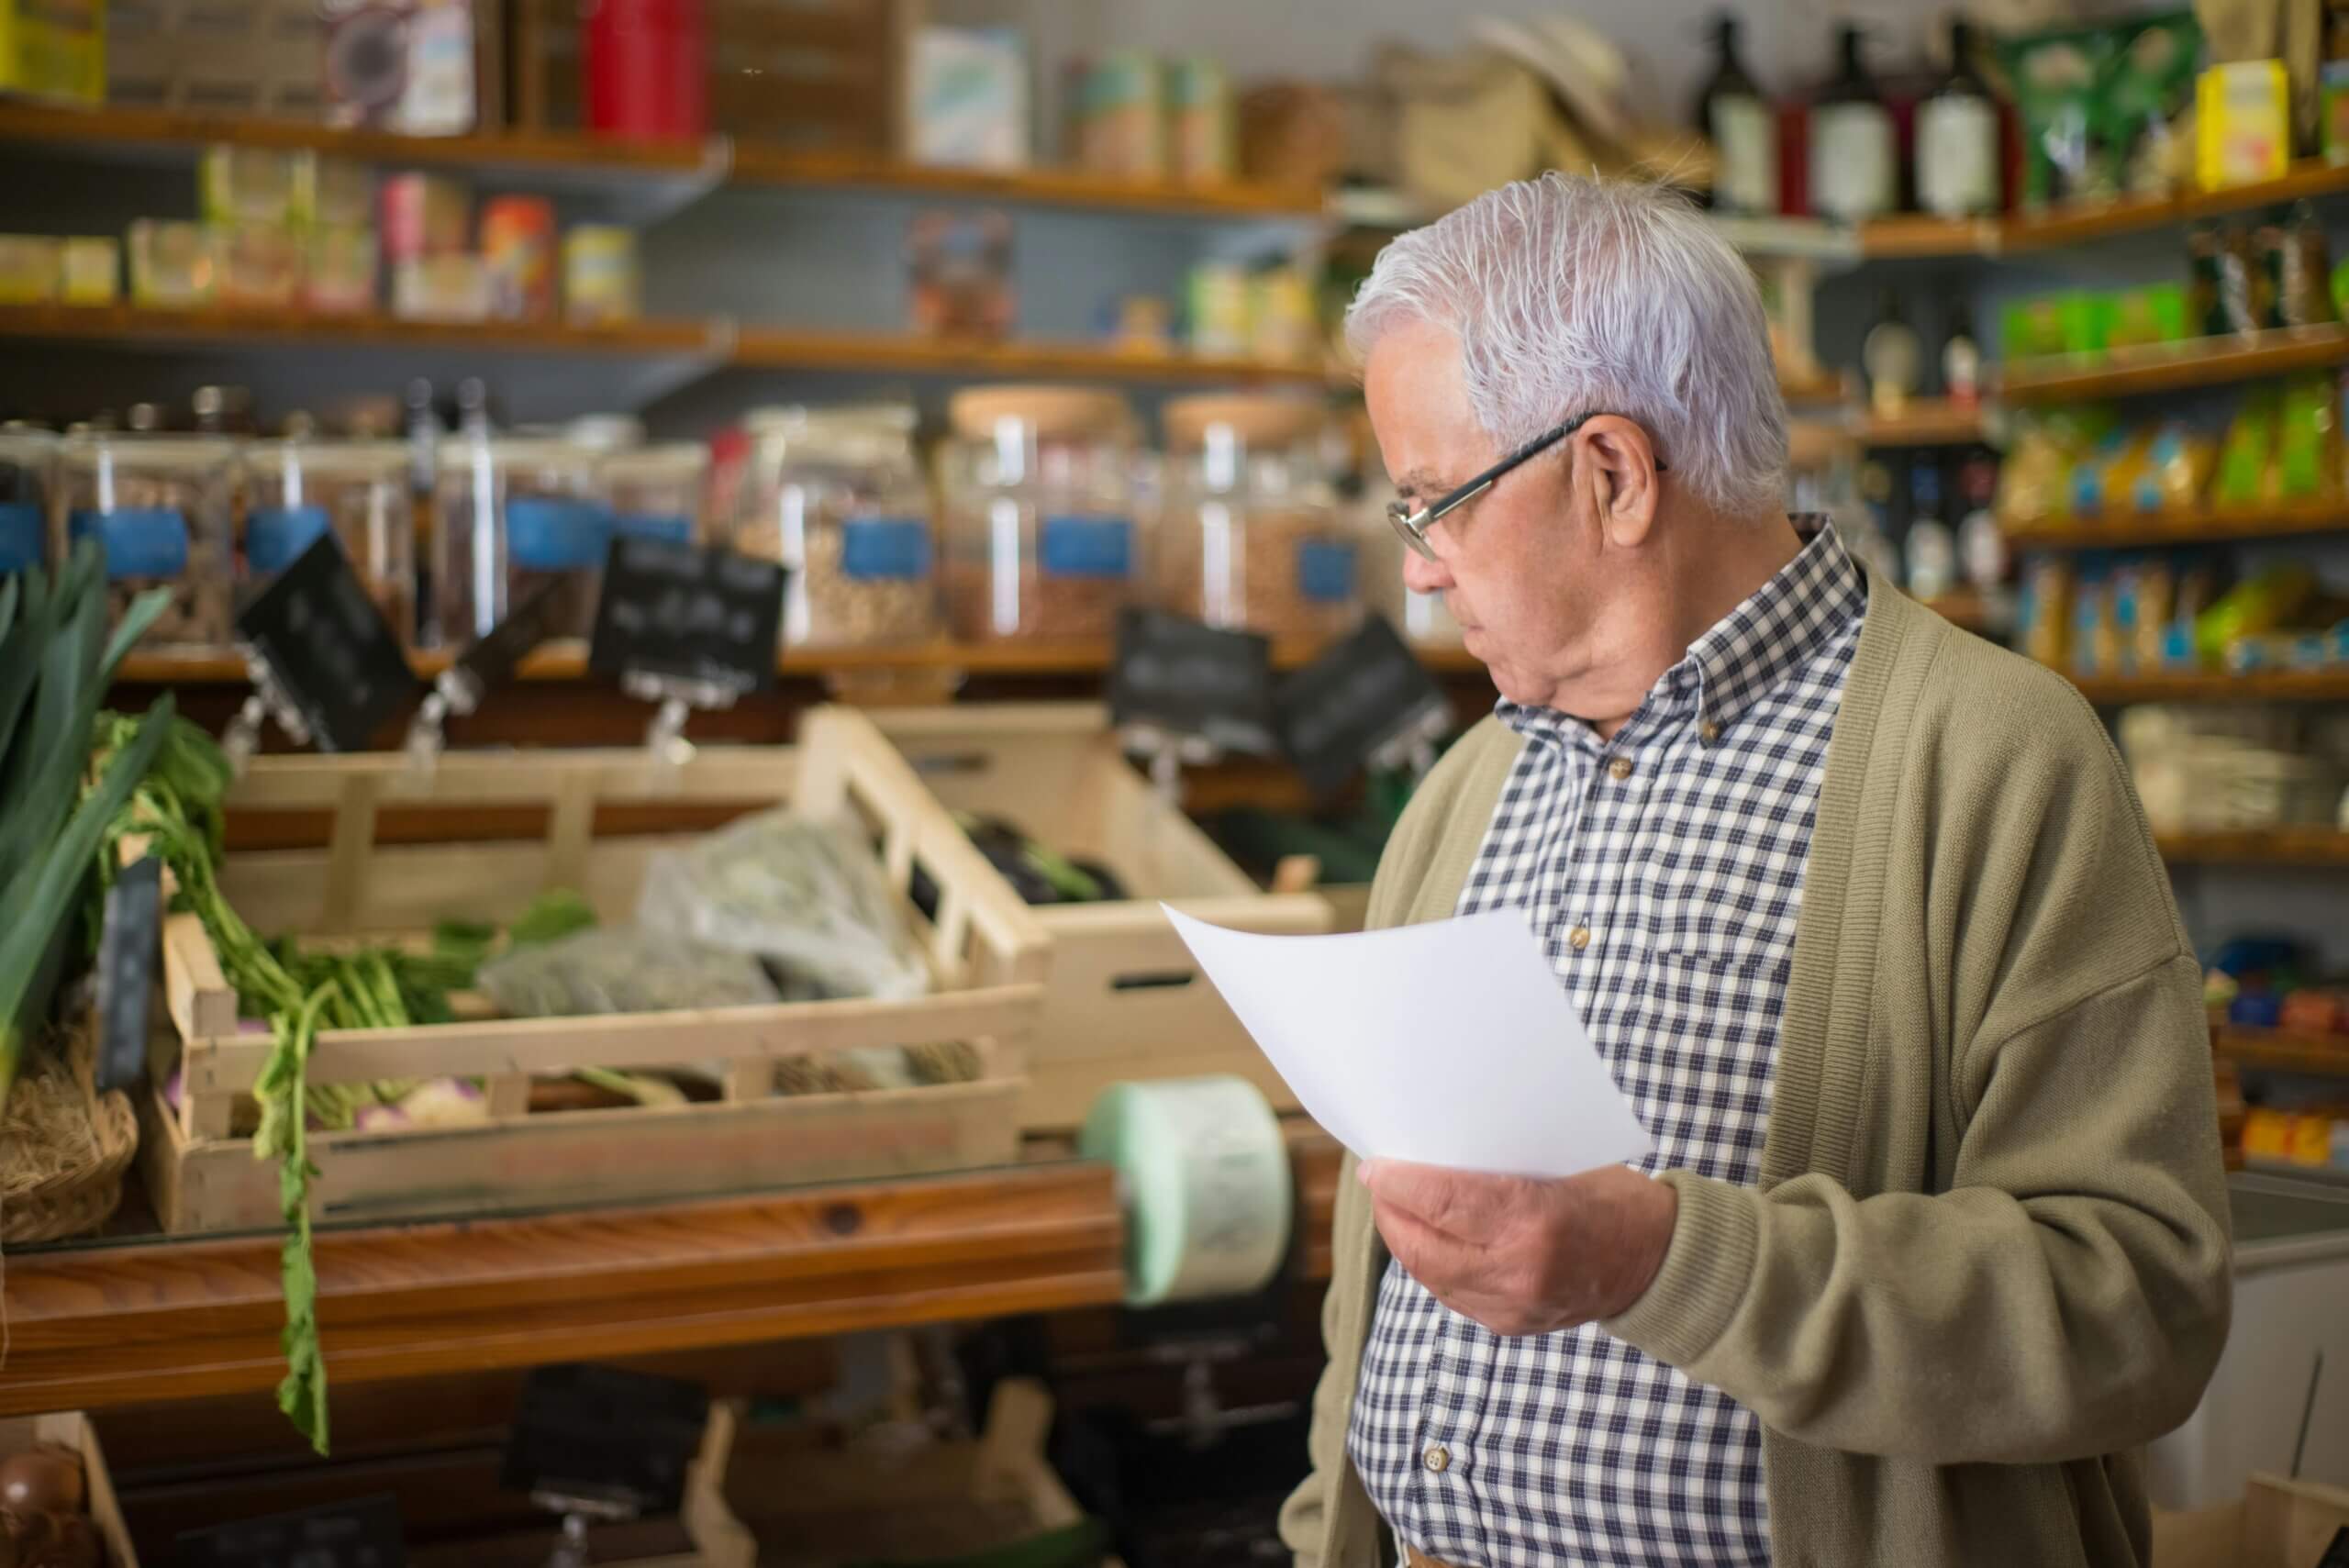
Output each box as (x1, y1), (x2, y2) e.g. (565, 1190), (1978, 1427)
(1278, 174), (2230, 1568)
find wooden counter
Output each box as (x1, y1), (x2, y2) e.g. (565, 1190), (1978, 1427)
(0, 1125), (1347, 1417)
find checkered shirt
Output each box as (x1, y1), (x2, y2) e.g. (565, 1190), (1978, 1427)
(1346, 521), (1866, 1568)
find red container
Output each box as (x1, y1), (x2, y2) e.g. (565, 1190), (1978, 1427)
(482, 195), (557, 320)
(584, 0), (707, 139)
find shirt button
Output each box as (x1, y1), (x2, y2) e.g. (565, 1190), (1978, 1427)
(1608, 756), (1634, 781)
(1424, 1443), (1452, 1473)
(1568, 925), (1592, 951)
(1699, 719), (1722, 744)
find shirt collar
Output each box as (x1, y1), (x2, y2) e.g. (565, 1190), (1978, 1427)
(1496, 516), (1865, 743)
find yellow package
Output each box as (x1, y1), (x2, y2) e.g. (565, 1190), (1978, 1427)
(2021, 556), (2074, 668)
(0, 0), (104, 104)
(2082, 431), (2154, 517)
(2198, 61), (2291, 190)
(2129, 557), (2176, 670)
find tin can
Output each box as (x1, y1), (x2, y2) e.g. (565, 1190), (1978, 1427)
(563, 225), (640, 325)
(483, 195), (556, 320)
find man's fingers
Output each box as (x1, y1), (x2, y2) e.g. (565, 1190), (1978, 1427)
(1373, 1197), (1497, 1289)
(1362, 1159), (1523, 1237)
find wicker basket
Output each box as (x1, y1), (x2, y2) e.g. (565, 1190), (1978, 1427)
(1, 1019), (140, 1244)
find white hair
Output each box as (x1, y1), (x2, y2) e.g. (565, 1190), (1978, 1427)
(1346, 173), (1788, 515)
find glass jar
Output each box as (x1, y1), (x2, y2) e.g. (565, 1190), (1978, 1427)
(242, 438), (415, 643)
(0, 421), (55, 575)
(434, 436), (607, 647)
(1158, 394), (1359, 642)
(604, 441), (710, 546)
(939, 386), (1140, 643)
(57, 428), (239, 653)
(734, 406), (938, 650)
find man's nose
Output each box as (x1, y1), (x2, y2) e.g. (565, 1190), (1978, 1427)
(1401, 541), (1453, 596)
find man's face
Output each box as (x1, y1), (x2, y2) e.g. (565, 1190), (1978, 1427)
(1364, 319), (1602, 708)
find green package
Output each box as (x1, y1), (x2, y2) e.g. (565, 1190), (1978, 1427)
(2211, 387), (2279, 506)
(2001, 25), (2118, 208)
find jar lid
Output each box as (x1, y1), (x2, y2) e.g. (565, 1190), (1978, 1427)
(565, 414), (646, 452)
(247, 438), (407, 478)
(1163, 394), (1327, 450)
(948, 385), (1131, 440)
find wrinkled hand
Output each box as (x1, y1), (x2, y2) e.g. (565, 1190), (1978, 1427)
(1361, 1159), (1677, 1338)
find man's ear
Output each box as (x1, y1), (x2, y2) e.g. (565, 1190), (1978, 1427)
(1581, 417), (1662, 547)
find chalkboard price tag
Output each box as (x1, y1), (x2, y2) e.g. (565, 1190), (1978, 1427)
(176, 1494), (406, 1567)
(1276, 613), (1450, 795)
(449, 575), (569, 705)
(235, 532), (421, 752)
(2319, 1525), (2349, 1568)
(1109, 607), (1278, 756)
(94, 852), (162, 1094)
(587, 536), (785, 695)
(502, 1362), (710, 1513)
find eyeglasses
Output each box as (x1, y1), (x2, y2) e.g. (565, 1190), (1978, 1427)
(1384, 412), (1664, 562)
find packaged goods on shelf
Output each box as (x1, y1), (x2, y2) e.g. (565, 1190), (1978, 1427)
(200, 145), (302, 228)
(1186, 261), (1252, 358)
(213, 223), (303, 307)
(0, 0), (101, 104)
(940, 386), (1141, 644)
(2121, 706), (2349, 832)
(56, 428), (239, 654)
(2199, 61), (2292, 190)
(0, 421), (50, 574)
(733, 405), (940, 650)
(303, 226), (377, 313)
(2241, 1106), (2349, 1172)
(380, 172), (469, 264)
(0, 234), (59, 304)
(907, 25), (1029, 170)
(1072, 51), (1166, 177)
(58, 237), (117, 304)
(603, 439), (708, 546)
(563, 224), (640, 324)
(1166, 56), (1235, 182)
(392, 252), (491, 321)
(2001, 11), (2201, 209)
(126, 220), (217, 307)
(323, 0), (477, 134)
(239, 437), (416, 641)
(1158, 394), (1362, 642)
(434, 435), (610, 645)
(907, 210), (1013, 339)
(482, 195), (557, 321)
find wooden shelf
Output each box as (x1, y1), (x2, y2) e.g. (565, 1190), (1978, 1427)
(1858, 399), (1987, 447)
(0, 303), (719, 357)
(728, 326), (1329, 385)
(1856, 214), (2001, 259)
(2001, 161), (2349, 254)
(2155, 828), (2349, 865)
(2214, 1026), (2349, 1074)
(2066, 669), (2349, 704)
(0, 306), (1330, 384)
(0, 101), (1325, 218)
(1777, 366), (1851, 406)
(2000, 327), (2349, 404)
(2002, 499), (2349, 550)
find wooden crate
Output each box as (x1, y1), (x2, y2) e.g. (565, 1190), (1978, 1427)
(142, 706), (1050, 1234)
(510, 0), (904, 153)
(106, 0), (324, 117)
(870, 704), (1333, 1129)
(2154, 1473), (2349, 1567)
(710, 1376), (1122, 1565)
(0, 1411), (140, 1567)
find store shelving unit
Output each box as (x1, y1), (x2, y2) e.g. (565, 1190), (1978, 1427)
(1998, 161), (2349, 254)
(1999, 327), (2349, 404)
(2069, 670), (2349, 704)
(2002, 500), (2349, 550)
(2213, 1026), (2349, 1075)
(1857, 399), (1987, 448)
(0, 101), (1326, 219)
(2154, 828), (2349, 865)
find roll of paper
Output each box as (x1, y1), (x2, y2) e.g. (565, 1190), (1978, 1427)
(1080, 1074), (1293, 1306)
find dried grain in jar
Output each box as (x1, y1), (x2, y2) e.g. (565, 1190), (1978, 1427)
(241, 437), (415, 642)
(603, 440), (709, 546)
(941, 386), (1140, 643)
(435, 436), (610, 646)
(735, 406), (939, 650)
(56, 428), (238, 653)
(1158, 393), (1359, 642)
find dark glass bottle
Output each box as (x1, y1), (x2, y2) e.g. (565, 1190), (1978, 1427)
(1917, 19), (2000, 217)
(1695, 15), (1776, 217)
(1809, 25), (1896, 223)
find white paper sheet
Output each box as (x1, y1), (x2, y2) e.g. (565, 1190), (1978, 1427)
(1163, 905), (1653, 1179)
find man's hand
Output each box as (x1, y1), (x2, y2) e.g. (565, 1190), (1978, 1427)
(1360, 1160), (1678, 1338)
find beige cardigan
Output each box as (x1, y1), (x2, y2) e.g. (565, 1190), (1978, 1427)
(1277, 573), (2232, 1568)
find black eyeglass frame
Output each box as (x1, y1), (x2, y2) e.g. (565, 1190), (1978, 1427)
(1384, 412), (1665, 562)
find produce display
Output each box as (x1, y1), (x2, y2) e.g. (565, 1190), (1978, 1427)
(0, 1440), (101, 1566)
(955, 813), (1130, 907)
